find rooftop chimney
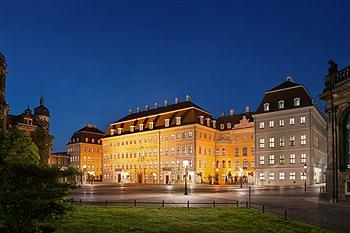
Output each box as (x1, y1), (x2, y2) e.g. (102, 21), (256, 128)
(229, 109), (234, 116)
(286, 75), (294, 82)
(221, 112), (225, 117)
(154, 103), (158, 109)
(137, 107), (140, 113)
(145, 105), (150, 111)
(128, 109), (133, 114)
(175, 97), (179, 104)
(164, 100), (168, 107)
(245, 106), (250, 113)
(186, 94), (191, 101)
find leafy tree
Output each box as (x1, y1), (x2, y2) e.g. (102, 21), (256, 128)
(32, 127), (54, 165)
(0, 128), (77, 233)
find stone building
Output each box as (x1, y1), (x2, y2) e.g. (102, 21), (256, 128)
(48, 152), (70, 170)
(254, 77), (327, 186)
(319, 60), (350, 201)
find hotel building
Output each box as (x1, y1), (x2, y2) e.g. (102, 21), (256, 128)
(254, 77), (327, 186)
(101, 96), (255, 185)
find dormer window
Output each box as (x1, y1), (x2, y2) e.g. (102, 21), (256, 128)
(76, 138), (79, 142)
(294, 98), (300, 107)
(110, 129), (116, 136)
(199, 116), (204, 125)
(92, 139), (95, 143)
(165, 119), (170, 127)
(212, 120), (216, 128)
(227, 123), (231, 129)
(220, 124), (224, 130)
(206, 118), (210, 126)
(149, 122), (154, 129)
(130, 126), (135, 132)
(118, 128), (122, 135)
(264, 103), (270, 111)
(176, 117), (181, 126)
(278, 100), (284, 109)
(85, 138), (89, 143)
(139, 124), (144, 131)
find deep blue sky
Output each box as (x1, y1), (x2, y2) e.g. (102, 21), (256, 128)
(1, 0), (350, 152)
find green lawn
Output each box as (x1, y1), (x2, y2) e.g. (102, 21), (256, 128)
(55, 206), (327, 233)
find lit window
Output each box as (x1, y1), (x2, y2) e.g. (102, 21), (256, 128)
(290, 154), (295, 164)
(259, 138), (265, 149)
(259, 156), (265, 165)
(279, 155), (285, 164)
(171, 147), (175, 155)
(279, 172), (285, 180)
(130, 126), (135, 132)
(289, 136), (295, 146)
(301, 153), (306, 163)
(269, 120), (274, 128)
(118, 128), (122, 135)
(269, 172), (275, 180)
(269, 155), (275, 165)
(235, 147), (239, 156)
(215, 149), (219, 156)
(206, 118), (210, 126)
(243, 160), (248, 168)
(279, 119), (284, 127)
(294, 98), (300, 107)
(188, 131), (193, 139)
(290, 118), (295, 125)
(222, 148), (226, 156)
(176, 117), (181, 126)
(301, 135), (306, 145)
(279, 137), (285, 147)
(165, 119), (170, 127)
(259, 122), (265, 129)
(259, 173), (265, 180)
(269, 137), (275, 148)
(85, 138), (89, 142)
(300, 116), (306, 124)
(149, 122), (154, 129)
(264, 103), (270, 111)
(220, 124), (224, 130)
(301, 172), (306, 180)
(243, 147), (248, 156)
(227, 123), (231, 129)
(290, 172), (296, 180)
(278, 100), (284, 109)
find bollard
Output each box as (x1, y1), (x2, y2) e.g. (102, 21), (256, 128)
(245, 201), (248, 208)
(187, 201), (190, 210)
(262, 205), (265, 213)
(284, 210), (287, 220)
(162, 200), (165, 207)
(213, 201), (216, 207)
(134, 200), (137, 207)
(79, 199), (82, 205)
(236, 200), (238, 207)
(105, 200), (108, 206)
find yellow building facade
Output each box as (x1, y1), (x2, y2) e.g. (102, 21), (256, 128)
(101, 97), (255, 185)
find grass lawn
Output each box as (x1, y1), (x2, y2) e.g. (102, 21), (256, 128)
(55, 206), (327, 233)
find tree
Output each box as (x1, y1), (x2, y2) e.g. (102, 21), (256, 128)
(0, 128), (77, 233)
(32, 127), (54, 165)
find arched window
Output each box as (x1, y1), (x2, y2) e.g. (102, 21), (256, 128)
(216, 161), (219, 168)
(235, 147), (239, 156)
(222, 160), (226, 168)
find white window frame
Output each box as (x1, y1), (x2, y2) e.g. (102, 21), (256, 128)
(259, 173), (265, 181)
(294, 98), (300, 107)
(264, 103), (270, 111)
(269, 155), (275, 165)
(259, 122), (265, 129)
(300, 116), (306, 124)
(279, 119), (284, 127)
(301, 135), (306, 145)
(269, 120), (274, 128)
(278, 100), (284, 109)
(149, 122), (154, 129)
(259, 138), (265, 149)
(165, 119), (170, 127)
(259, 155), (265, 165)
(290, 154), (296, 164)
(269, 137), (275, 148)
(269, 172), (275, 180)
(279, 172), (285, 180)
(290, 118), (295, 125)
(176, 117), (181, 126)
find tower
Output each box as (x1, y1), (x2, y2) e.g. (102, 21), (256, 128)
(0, 51), (9, 137)
(34, 95), (50, 130)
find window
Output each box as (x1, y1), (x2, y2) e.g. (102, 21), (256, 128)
(290, 172), (296, 180)
(279, 172), (285, 180)
(243, 160), (248, 168)
(149, 122), (154, 129)
(269, 120), (274, 128)
(290, 118), (295, 125)
(85, 138), (89, 142)
(243, 147), (248, 156)
(259, 122), (265, 129)
(251, 160), (255, 168)
(300, 116), (306, 124)
(259, 156), (265, 165)
(164, 119), (170, 127)
(279, 119), (284, 127)
(278, 100), (284, 109)
(215, 149), (219, 156)
(259, 139), (265, 149)
(176, 133), (180, 140)
(220, 124), (224, 130)
(301, 153), (306, 163)
(118, 128), (122, 135)
(279, 155), (285, 164)
(279, 137), (285, 147)
(301, 172), (306, 180)
(269, 137), (275, 148)
(290, 136), (295, 146)
(130, 126), (135, 132)
(227, 123), (231, 129)
(264, 103), (270, 111)
(235, 147), (239, 156)
(290, 154), (295, 164)
(301, 135), (306, 145)
(198, 160), (201, 168)
(269, 155), (275, 165)
(294, 98), (300, 107)
(269, 172), (275, 180)
(188, 131), (193, 139)
(171, 147), (175, 155)
(222, 160), (226, 168)
(206, 118), (210, 126)
(139, 124), (144, 131)
(259, 173), (265, 180)
(176, 117), (181, 125)
(222, 148), (226, 156)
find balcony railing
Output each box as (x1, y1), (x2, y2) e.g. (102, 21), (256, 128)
(323, 66), (350, 91)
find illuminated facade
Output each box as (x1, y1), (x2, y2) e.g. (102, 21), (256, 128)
(102, 96), (255, 185)
(67, 124), (104, 182)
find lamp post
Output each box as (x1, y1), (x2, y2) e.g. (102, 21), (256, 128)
(239, 168), (243, 189)
(215, 168), (219, 185)
(183, 160), (189, 195)
(83, 165), (87, 185)
(303, 164), (307, 191)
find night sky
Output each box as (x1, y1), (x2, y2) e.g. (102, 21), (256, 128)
(1, 0), (350, 152)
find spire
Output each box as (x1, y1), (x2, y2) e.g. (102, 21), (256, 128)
(40, 94), (44, 106)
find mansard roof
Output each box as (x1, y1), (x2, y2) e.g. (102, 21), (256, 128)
(216, 112), (255, 126)
(68, 124), (105, 145)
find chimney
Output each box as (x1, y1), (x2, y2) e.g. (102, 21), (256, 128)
(186, 94), (191, 101)
(128, 109), (133, 114)
(229, 109), (234, 116)
(137, 107), (140, 113)
(175, 97), (179, 104)
(145, 105), (150, 111)
(286, 75), (294, 82)
(164, 100), (168, 107)
(221, 112), (225, 117)
(154, 103), (158, 109)
(245, 106), (250, 113)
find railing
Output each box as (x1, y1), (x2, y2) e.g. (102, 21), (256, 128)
(323, 66), (350, 91)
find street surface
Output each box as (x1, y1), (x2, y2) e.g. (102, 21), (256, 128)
(69, 183), (350, 233)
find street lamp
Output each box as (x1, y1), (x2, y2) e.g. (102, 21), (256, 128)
(239, 168), (243, 189)
(83, 164), (87, 185)
(303, 164), (307, 191)
(183, 160), (189, 195)
(215, 168), (219, 185)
